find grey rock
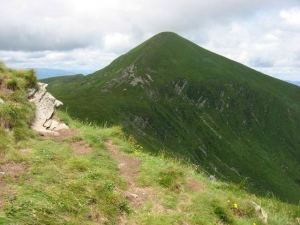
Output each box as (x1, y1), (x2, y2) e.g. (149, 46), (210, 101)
(252, 201), (268, 223)
(54, 123), (69, 131)
(54, 100), (63, 107)
(129, 193), (138, 198)
(43, 119), (52, 128)
(30, 82), (69, 134)
(209, 175), (216, 182)
(49, 120), (59, 130)
(0, 98), (4, 104)
(27, 87), (38, 98)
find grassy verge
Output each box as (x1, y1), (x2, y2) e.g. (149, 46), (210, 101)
(108, 126), (300, 225)
(0, 110), (299, 224)
(1, 63), (298, 224)
(0, 112), (130, 224)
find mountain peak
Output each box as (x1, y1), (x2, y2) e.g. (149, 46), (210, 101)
(45, 32), (300, 203)
(152, 31), (181, 39)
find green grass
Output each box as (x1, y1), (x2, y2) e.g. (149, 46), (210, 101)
(0, 115), (130, 224)
(108, 130), (299, 224)
(0, 64), (36, 153)
(0, 65), (130, 223)
(43, 32), (300, 204)
(0, 72), (299, 224)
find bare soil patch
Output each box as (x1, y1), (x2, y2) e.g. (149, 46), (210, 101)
(0, 180), (9, 210)
(0, 162), (27, 176)
(42, 129), (94, 156)
(48, 129), (79, 142)
(19, 148), (33, 155)
(106, 140), (140, 185)
(105, 140), (158, 210)
(71, 140), (93, 155)
(187, 177), (205, 191)
(0, 162), (27, 210)
(0, 82), (13, 98)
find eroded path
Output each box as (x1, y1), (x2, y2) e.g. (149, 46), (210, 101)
(105, 140), (155, 210)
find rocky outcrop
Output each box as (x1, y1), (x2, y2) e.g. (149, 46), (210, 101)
(0, 97), (9, 130)
(252, 201), (268, 223)
(28, 82), (69, 135)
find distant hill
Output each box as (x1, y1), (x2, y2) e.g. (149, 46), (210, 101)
(286, 80), (300, 87)
(44, 32), (300, 203)
(27, 68), (94, 79)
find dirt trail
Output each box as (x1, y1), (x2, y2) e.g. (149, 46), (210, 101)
(42, 129), (93, 155)
(42, 128), (79, 142)
(105, 140), (155, 209)
(105, 140), (205, 217)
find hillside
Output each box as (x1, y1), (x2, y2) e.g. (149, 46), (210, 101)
(0, 63), (300, 224)
(43, 32), (300, 204)
(30, 68), (92, 79)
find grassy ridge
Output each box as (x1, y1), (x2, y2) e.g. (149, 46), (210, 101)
(0, 64), (299, 223)
(43, 32), (300, 203)
(0, 62), (37, 152)
(0, 116), (130, 224)
(0, 109), (299, 224)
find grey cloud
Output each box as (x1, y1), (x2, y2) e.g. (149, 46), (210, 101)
(0, 23), (98, 51)
(1, 0), (297, 52)
(250, 57), (274, 68)
(0, 0), (299, 81)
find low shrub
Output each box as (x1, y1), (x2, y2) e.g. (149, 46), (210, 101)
(212, 200), (235, 224)
(158, 166), (185, 191)
(13, 126), (35, 142)
(24, 69), (38, 88)
(0, 127), (13, 153)
(6, 79), (18, 90)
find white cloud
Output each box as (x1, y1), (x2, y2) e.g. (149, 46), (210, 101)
(0, 0), (299, 80)
(280, 8), (300, 26)
(104, 33), (134, 53)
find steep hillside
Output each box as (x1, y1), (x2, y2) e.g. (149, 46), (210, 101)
(0, 62), (37, 150)
(43, 32), (300, 203)
(0, 63), (128, 224)
(0, 63), (300, 224)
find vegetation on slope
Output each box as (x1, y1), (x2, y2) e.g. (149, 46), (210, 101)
(0, 109), (299, 224)
(43, 32), (300, 203)
(0, 62), (37, 152)
(0, 64), (299, 224)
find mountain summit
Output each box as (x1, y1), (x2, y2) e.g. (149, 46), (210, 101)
(44, 32), (300, 203)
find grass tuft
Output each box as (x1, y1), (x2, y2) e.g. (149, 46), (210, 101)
(6, 79), (18, 90)
(158, 166), (185, 191)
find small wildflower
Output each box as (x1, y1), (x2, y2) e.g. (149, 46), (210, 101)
(253, 223), (256, 225)
(233, 203), (238, 209)
(227, 200), (230, 203)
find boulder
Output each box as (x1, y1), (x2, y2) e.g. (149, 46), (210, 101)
(30, 82), (69, 134)
(43, 119), (52, 128)
(209, 175), (216, 182)
(49, 120), (59, 130)
(54, 123), (69, 131)
(252, 201), (268, 223)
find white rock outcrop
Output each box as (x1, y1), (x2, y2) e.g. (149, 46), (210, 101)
(252, 201), (268, 223)
(29, 82), (69, 135)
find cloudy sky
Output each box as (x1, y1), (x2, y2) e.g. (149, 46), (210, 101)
(1, 0), (299, 80)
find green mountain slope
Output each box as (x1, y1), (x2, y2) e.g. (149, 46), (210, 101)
(1, 63), (300, 224)
(43, 32), (300, 203)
